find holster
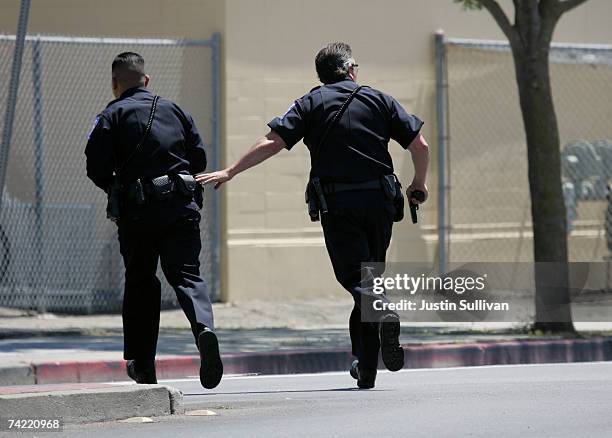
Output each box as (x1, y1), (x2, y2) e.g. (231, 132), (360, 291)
(305, 176), (328, 222)
(106, 175), (122, 223)
(305, 180), (320, 222)
(381, 174), (405, 222)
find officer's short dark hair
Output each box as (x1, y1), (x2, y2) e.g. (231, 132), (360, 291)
(315, 42), (354, 84)
(112, 52), (146, 86)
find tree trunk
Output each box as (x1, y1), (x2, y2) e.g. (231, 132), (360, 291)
(511, 44), (575, 333)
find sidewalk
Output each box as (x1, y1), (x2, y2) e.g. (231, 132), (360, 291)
(0, 382), (183, 424)
(0, 298), (611, 386)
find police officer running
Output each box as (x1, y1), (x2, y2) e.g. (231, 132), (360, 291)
(197, 43), (429, 389)
(85, 52), (223, 389)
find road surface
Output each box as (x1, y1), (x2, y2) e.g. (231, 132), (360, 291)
(64, 361), (612, 437)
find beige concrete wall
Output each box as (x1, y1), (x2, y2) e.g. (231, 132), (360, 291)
(223, 0), (612, 301)
(0, 0), (224, 38)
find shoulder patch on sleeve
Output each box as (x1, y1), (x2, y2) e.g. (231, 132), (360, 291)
(87, 115), (101, 140)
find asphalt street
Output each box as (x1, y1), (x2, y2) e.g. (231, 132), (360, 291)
(62, 361), (612, 438)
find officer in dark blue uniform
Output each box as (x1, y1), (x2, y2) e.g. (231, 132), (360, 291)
(198, 42), (430, 389)
(85, 52), (222, 389)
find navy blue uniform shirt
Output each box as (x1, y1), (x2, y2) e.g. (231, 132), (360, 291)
(268, 79), (423, 182)
(85, 87), (206, 192)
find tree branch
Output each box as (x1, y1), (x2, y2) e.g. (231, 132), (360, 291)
(559, 0), (590, 13)
(478, 0), (516, 42)
(539, 0), (564, 45)
(537, 0), (590, 45)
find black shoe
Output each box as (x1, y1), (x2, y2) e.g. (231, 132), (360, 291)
(350, 360), (376, 389)
(198, 327), (223, 389)
(350, 360), (359, 380)
(126, 359), (157, 384)
(380, 314), (404, 372)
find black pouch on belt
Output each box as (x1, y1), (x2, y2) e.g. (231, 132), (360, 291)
(381, 174), (405, 222)
(175, 174), (197, 196)
(175, 174), (204, 209)
(150, 175), (174, 200)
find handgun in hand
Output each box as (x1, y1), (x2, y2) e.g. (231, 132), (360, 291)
(408, 190), (426, 224)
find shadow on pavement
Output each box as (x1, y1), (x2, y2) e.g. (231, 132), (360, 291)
(182, 387), (389, 396)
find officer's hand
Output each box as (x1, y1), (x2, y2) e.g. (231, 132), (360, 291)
(407, 181), (428, 204)
(195, 169), (233, 189)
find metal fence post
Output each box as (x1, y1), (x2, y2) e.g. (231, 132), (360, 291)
(435, 30), (448, 275)
(211, 32), (222, 300)
(32, 36), (46, 311)
(0, 0), (31, 208)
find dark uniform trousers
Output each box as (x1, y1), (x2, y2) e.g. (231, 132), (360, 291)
(118, 196), (213, 363)
(321, 189), (395, 370)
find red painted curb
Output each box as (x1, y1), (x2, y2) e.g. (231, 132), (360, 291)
(157, 356), (199, 379)
(23, 337), (612, 385)
(35, 360), (127, 385)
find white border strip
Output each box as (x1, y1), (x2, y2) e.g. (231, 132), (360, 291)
(0, 34), (213, 47)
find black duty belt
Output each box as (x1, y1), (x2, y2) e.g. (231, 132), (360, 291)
(125, 174), (197, 204)
(321, 179), (382, 195)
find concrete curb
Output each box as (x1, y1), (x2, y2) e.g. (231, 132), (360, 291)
(0, 384), (183, 423)
(1, 337), (611, 385)
(0, 362), (35, 385)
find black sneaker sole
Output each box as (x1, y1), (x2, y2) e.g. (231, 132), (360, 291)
(380, 315), (404, 372)
(357, 368), (377, 389)
(357, 380), (375, 390)
(198, 330), (223, 389)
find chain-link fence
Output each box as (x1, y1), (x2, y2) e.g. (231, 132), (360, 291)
(436, 36), (612, 269)
(0, 34), (221, 313)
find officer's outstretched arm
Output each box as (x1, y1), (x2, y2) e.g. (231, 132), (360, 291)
(406, 133), (430, 204)
(196, 130), (286, 189)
